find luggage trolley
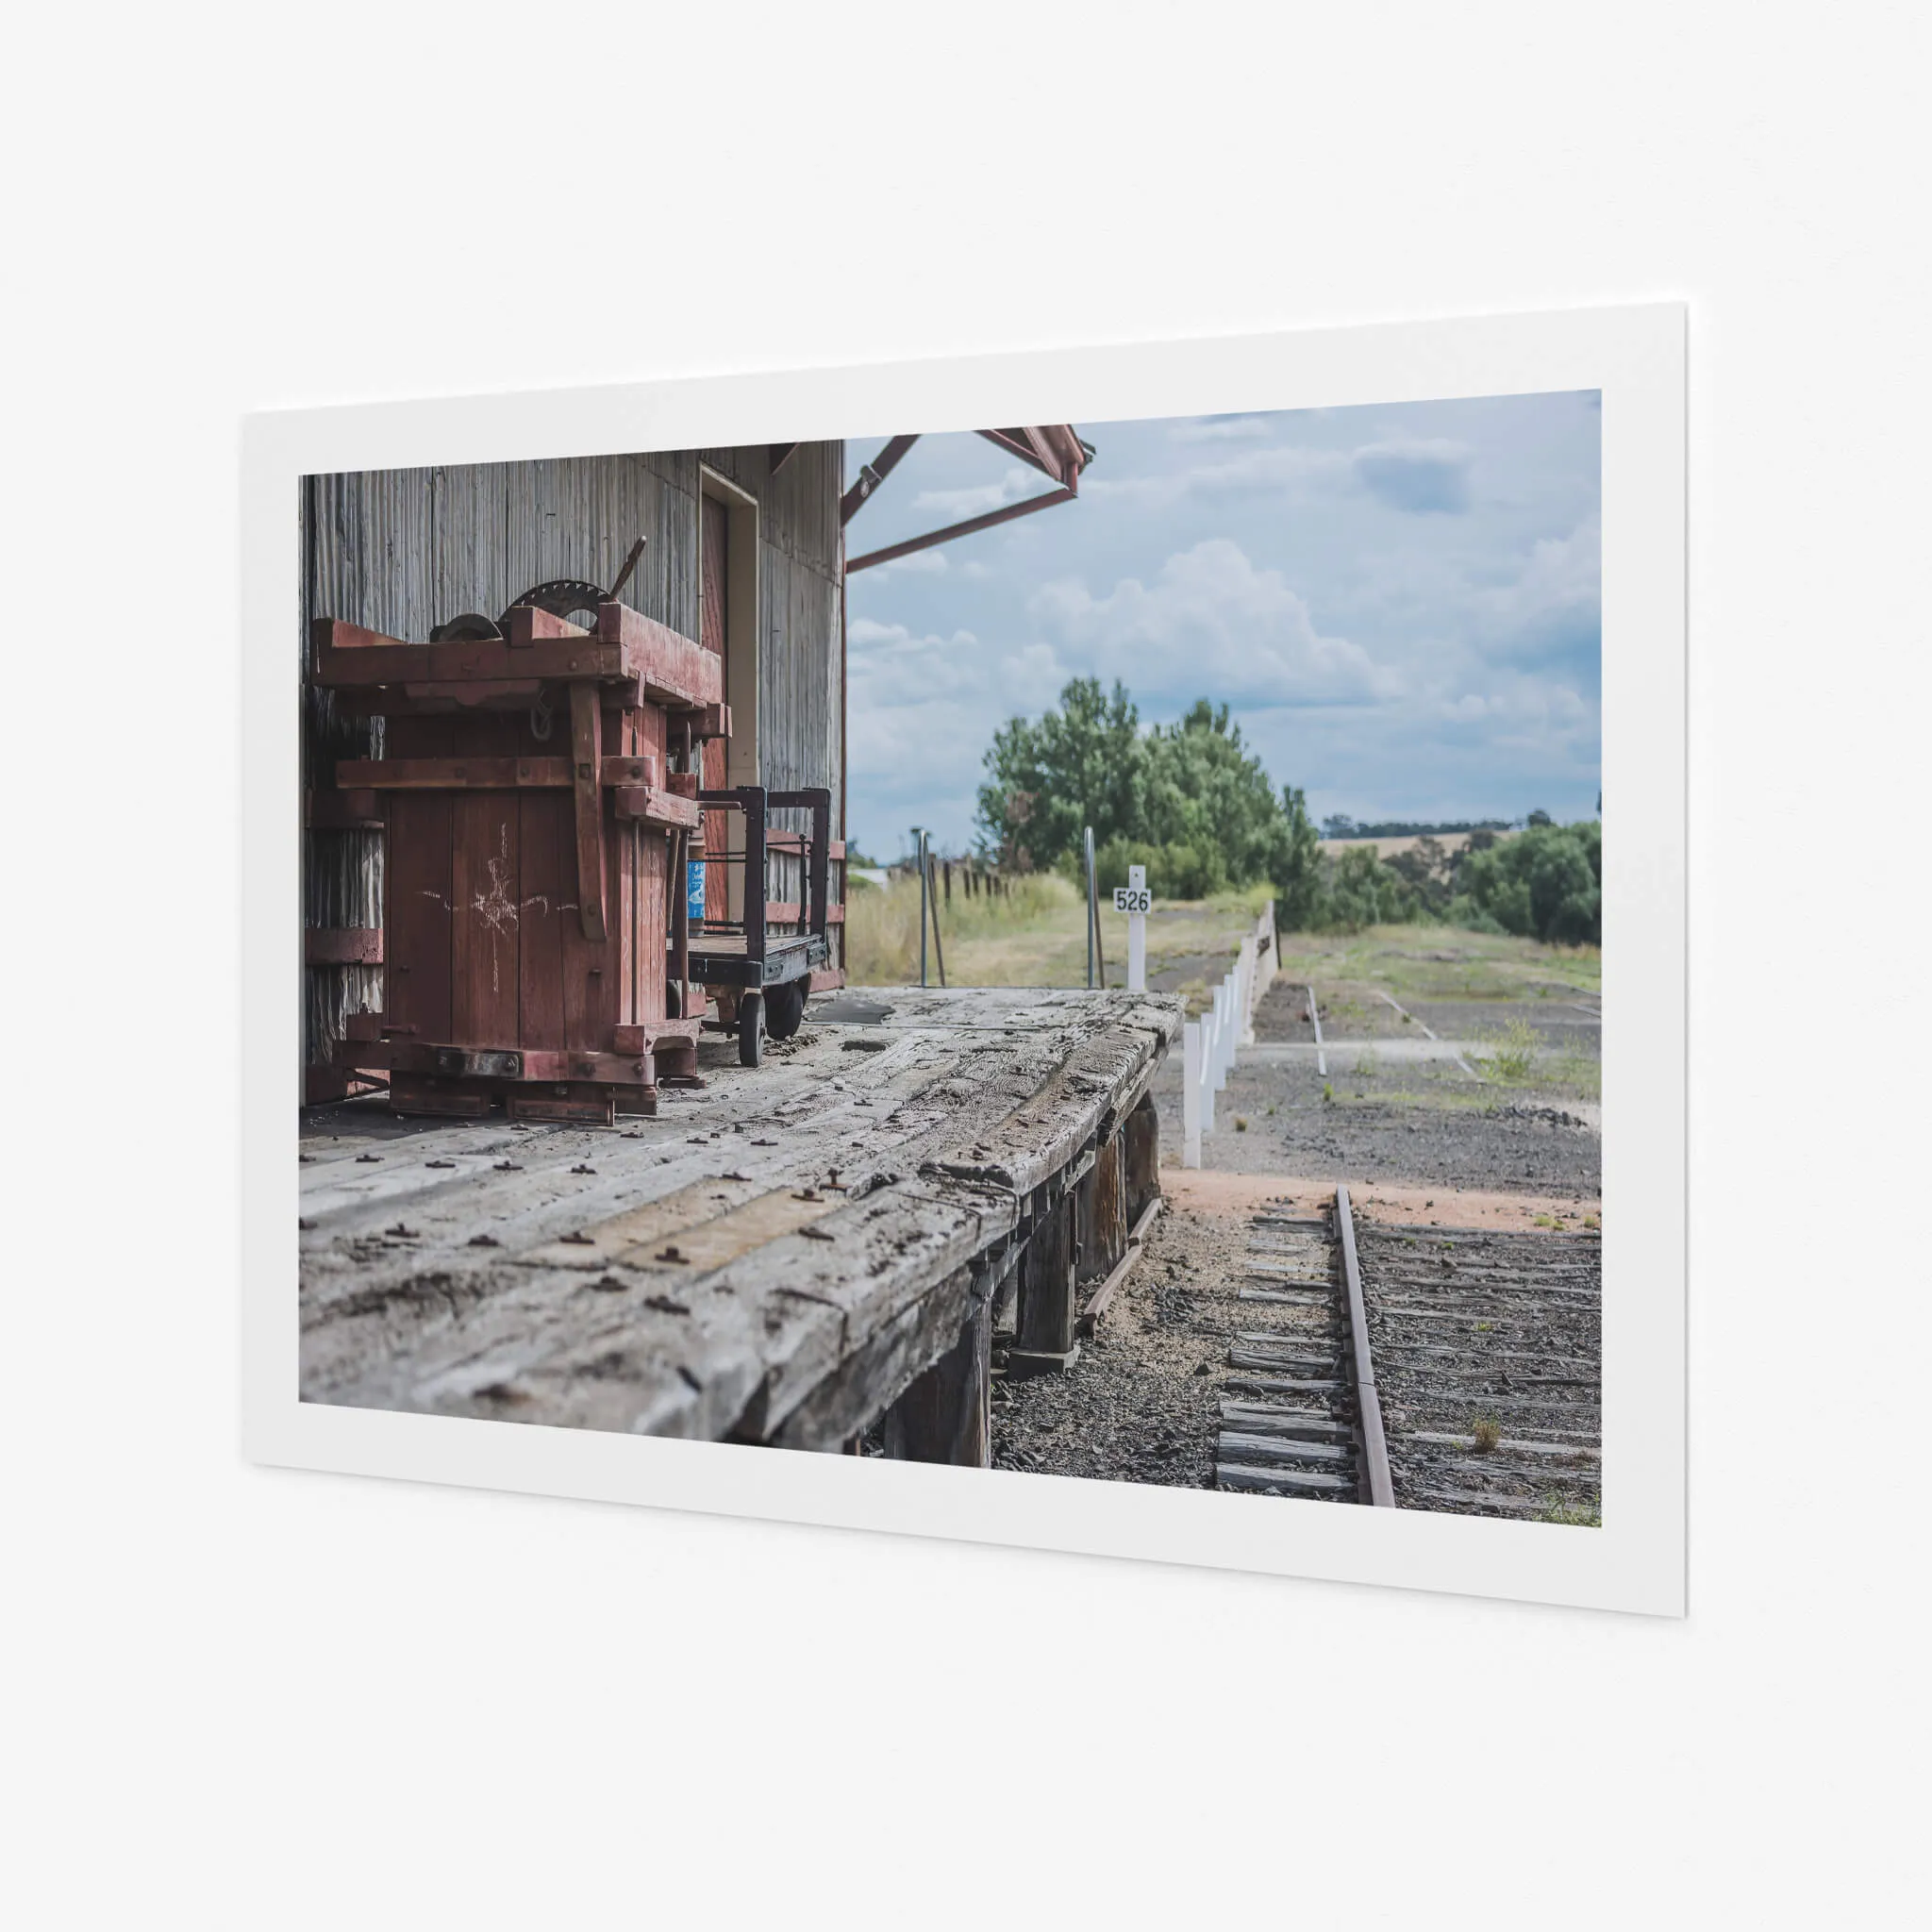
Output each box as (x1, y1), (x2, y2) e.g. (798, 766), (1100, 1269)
(675, 785), (832, 1066)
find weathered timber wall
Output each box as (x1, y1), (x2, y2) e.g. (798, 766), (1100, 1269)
(301, 442), (845, 1074)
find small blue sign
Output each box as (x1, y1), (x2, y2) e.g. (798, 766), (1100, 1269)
(687, 859), (706, 924)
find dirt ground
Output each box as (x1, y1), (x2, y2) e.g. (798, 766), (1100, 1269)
(1159, 1169), (1599, 1232)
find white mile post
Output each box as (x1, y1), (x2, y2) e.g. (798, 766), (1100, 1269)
(1115, 863), (1150, 993)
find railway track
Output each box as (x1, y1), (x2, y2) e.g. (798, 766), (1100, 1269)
(1215, 1190), (1601, 1522)
(1213, 1194), (1391, 1504)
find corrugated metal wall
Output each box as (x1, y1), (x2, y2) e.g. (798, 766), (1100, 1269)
(302, 441), (845, 1075)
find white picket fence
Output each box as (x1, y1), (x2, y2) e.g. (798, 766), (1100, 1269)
(1182, 902), (1277, 1168)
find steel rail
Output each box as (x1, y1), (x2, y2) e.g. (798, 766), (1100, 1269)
(1335, 1186), (1396, 1507)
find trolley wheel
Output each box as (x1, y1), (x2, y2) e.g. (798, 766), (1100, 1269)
(738, 990), (764, 1067)
(766, 979), (807, 1041)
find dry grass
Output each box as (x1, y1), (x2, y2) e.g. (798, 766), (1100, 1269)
(845, 872), (1084, 986)
(845, 873), (1272, 991)
(1272, 923), (1601, 1002)
(1319, 830), (1508, 861)
(1471, 1416), (1503, 1453)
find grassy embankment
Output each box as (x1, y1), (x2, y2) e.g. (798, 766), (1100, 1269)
(1278, 925), (1603, 1104)
(845, 873), (1273, 996)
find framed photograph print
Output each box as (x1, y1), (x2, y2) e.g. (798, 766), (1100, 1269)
(242, 302), (1685, 1616)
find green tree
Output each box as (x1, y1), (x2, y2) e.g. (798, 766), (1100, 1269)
(974, 679), (1324, 926)
(1458, 821), (1601, 943)
(1318, 843), (1422, 930)
(975, 676), (1145, 872)
(1142, 702), (1290, 886)
(1270, 784), (1324, 928)
(1383, 834), (1455, 916)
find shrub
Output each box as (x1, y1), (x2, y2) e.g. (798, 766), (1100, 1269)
(1313, 843), (1422, 931)
(1090, 836), (1229, 901)
(1459, 821), (1601, 944)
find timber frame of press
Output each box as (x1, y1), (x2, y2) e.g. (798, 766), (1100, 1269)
(300, 989), (1179, 1466)
(311, 601), (730, 1125)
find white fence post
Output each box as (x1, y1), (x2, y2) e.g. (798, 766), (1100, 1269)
(1125, 863), (1147, 992)
(1182, 906), (1280, 1169)
(1183, 1019), (1202, 1167)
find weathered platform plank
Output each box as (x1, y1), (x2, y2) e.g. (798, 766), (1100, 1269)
(300, 987), (1179, 1457)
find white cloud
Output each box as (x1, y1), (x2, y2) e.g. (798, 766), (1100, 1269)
(1086, 436), (1477, 516)
(1169, 413), (1276, 442)
(1353, 439), (1474, 514)
(846, 620), (1068, 812)
(1474, 511), (1601, 657)
(910, 465), (1038, 519)
(1435, 679), (1591, 732)
(858, 546), (948, 577)
(1082, 443), (1345, 508)
(1029, 539), (1403, 708)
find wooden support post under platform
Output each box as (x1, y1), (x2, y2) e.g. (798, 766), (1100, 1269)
(1009, 1190), (1078, 1374)
(881, 1296), (991, 1467)
(1123, 1090), (1160, 1226)
(1075, 1128), (1129, 1291)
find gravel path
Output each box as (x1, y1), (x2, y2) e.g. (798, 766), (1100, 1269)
(1148, 1050), (1601, 1197)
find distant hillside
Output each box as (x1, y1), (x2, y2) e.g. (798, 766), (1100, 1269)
(1320, 815), (1513, 840)
(1319, 829), (1514, 860)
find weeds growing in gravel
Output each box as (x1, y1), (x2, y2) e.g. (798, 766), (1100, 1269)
(1471, 1416), (1503, 1452)
(1537, 1494), (1602, 1527)
(1475, 1017), (1542, 1083)
(1552, 1047), (1601, 1099)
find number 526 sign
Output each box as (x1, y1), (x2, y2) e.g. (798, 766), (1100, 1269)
(1112, 864), (1154, 915)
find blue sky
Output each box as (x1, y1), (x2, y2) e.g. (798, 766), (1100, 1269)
(842, 391), (1601, 860)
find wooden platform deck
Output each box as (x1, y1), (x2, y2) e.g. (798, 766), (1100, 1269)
(300, 987), (1179, 1463)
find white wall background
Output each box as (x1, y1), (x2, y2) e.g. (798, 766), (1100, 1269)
(4, 4), (1924, 1924)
